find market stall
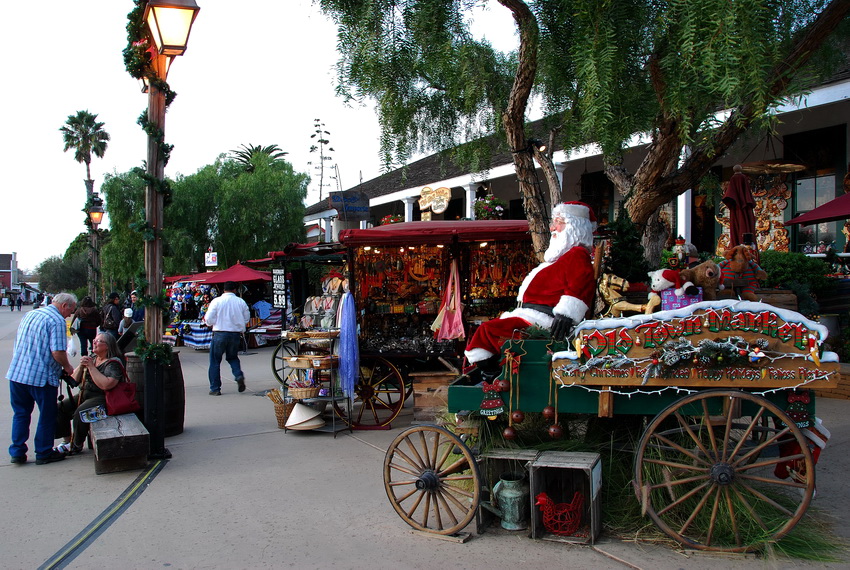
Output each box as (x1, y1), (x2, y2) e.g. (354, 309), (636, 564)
(268, 220), (535, 429)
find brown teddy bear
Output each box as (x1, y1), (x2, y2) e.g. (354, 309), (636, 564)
(678, 260), (724, 301)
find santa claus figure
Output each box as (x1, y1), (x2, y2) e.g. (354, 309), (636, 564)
(464, 202), (597, 378)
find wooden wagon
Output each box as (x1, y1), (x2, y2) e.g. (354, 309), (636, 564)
(382, 299), (841, 552)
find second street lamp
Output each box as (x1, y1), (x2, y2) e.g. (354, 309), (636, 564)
(87, 191), (104, 302)
(142, 0), (199, 459)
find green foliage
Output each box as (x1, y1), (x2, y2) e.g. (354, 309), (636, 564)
(59, 110), (110, 176)
(759, 250), (835, 296)
(36, 255), (87, 293)
(134, 338), (173, 366)
(100, 169), (146, 290)
(230, 144), (288, 173)
(604, 209), (651, 283)
(98, 156), (308, 284)
(759, 250), (836, 317)
(318, 0), (514, 171)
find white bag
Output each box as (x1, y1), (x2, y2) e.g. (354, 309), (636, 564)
(66, 336), (79, 358)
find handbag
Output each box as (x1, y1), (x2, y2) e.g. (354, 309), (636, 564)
(70, 316), (81, 333)
(431, 259), (465, 341)
(104, 360), (141, 416)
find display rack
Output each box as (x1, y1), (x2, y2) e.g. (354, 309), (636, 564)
(283, 331), (352, 437)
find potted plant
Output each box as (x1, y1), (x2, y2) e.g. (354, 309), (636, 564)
(474, 195), (506, 220)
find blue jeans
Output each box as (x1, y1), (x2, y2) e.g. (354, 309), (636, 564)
(9, 381), (58, 460)
(208, 332), (244, 392)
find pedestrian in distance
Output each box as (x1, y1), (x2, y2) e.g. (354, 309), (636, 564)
(7, 292), (77, 465)
(73, 296), (102, 357)
(203, 281), (249, 396)
(9, 297), (14, 311)
(101, 292), (122, 338)
(16, 297), (22, 311)
(129, 290), (145, 322)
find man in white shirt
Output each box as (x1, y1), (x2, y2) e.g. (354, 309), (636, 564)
(203, 281), (250, 395)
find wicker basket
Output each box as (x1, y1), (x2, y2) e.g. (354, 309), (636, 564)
(288, 355), (339, 370)
(274, 402), (296, 429)
(287, 386), (321, 399)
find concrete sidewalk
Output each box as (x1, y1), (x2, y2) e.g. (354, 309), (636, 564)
(1, 307), (849, 569)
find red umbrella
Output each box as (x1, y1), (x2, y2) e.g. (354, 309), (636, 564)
(199, 263), (272, 284)
(783, 191), (850, 226)
(721, 166), (757, 250)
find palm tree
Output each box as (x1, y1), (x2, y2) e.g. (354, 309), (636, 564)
(59, 110), (110, 198)
(230, 143), (288, 173)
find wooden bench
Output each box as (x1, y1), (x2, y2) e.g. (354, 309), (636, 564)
(90, 414), (150, 474)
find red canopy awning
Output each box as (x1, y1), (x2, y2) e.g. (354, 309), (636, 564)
(784, 192), (850, 227)
(164, 272), (217, 284)
(198, 263), (272, 284)
(338, 220), (530, 247)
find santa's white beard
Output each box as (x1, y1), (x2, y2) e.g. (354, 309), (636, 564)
(544, 218), (595, 262)
(544, 229), (573, 262)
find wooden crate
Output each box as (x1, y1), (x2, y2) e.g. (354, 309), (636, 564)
(410, 371), (456, 422)
(91, 414), (150, 474)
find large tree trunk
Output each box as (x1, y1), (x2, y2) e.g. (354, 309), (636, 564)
(499, 0), (550, 260)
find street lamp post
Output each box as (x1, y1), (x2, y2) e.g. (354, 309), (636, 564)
(87, 192), (104, 302)
(143, 0), (199, 459)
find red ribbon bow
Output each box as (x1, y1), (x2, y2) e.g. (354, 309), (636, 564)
(788, 391), (811, 404)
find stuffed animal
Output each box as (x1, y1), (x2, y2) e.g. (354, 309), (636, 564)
(719, 245), (767, 301)
(678, 260), (724, 301)
(645, 268), (697, 312)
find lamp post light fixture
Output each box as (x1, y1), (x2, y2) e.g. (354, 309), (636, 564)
(85, 192), (105, 303)
(88, 191), (104, 229)
(142, 0), (199, 459)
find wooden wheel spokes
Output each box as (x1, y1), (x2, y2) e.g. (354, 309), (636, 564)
(383, 425), (481, 535)
(635, 390), (815, 552)
(271, 342), (297, 386)
(334, 356), (406, 428)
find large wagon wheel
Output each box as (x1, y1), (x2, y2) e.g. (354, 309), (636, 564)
(634, 389), (815, 552)
(333, 355), (406, 428)
(271, 341), (296, 386)
(384, 425), (481, 535)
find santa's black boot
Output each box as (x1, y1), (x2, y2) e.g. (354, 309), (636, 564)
(464, 355), (501, 384)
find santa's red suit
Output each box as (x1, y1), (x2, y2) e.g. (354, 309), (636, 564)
(464, 203), (596, 364)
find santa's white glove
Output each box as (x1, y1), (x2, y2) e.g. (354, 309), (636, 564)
(551, 315), (574, 342)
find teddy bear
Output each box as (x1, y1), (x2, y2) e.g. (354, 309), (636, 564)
(645, 268), (697, 313)
(678, 260), (724, 301)
(719, 245), (767, 301)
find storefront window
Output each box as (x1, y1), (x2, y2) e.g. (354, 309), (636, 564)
(794, 174), (836, 253)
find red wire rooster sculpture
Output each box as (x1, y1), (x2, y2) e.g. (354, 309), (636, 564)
(535, 491), (584, 536)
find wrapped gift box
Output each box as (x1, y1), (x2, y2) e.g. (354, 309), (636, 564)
(661, 287), (703, 311)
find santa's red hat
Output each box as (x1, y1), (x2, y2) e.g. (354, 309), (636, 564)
(552, 201), (596, 223)
(659, 269), (683, 289)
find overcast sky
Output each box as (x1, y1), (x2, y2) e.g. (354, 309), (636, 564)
(0, 1), (515, 272)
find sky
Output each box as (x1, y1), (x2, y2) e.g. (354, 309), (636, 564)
(1, 1), (515, 273)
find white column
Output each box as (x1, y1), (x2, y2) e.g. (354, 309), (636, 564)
(554, 162), (567, 204)
(676, 189), (692, 243)
(403, 196), (417, 222)
(466, 182), (478, 219)
(323, 217), (333, 242)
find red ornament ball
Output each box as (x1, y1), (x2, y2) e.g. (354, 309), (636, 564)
(542, 405), (556, 420)
(739, 349), (748, 356)
(503, 426), (517, 440)
(511, 410), (525, 424)
(652, 358), (659, 365)
(548, 424), (564, 439)
(495, 378), (511, 392)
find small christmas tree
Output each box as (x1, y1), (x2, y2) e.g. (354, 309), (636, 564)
(604, 207), (651, 283)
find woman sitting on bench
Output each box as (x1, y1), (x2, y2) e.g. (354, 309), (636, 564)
(54, 333), (126, 455)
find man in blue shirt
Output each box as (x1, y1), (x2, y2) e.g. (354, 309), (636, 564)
(204, 281), (250, 395)
(130, 290), (146, 322)
(7, 292), (77, 465)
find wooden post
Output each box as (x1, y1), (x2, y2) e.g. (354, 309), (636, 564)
(143, 52), (169, 458)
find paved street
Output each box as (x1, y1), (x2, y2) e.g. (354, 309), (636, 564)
(1, 306), (848, 569)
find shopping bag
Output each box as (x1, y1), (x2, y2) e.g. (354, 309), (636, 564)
(66, 336), (78, 358)
(106, 382), (141, 416)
